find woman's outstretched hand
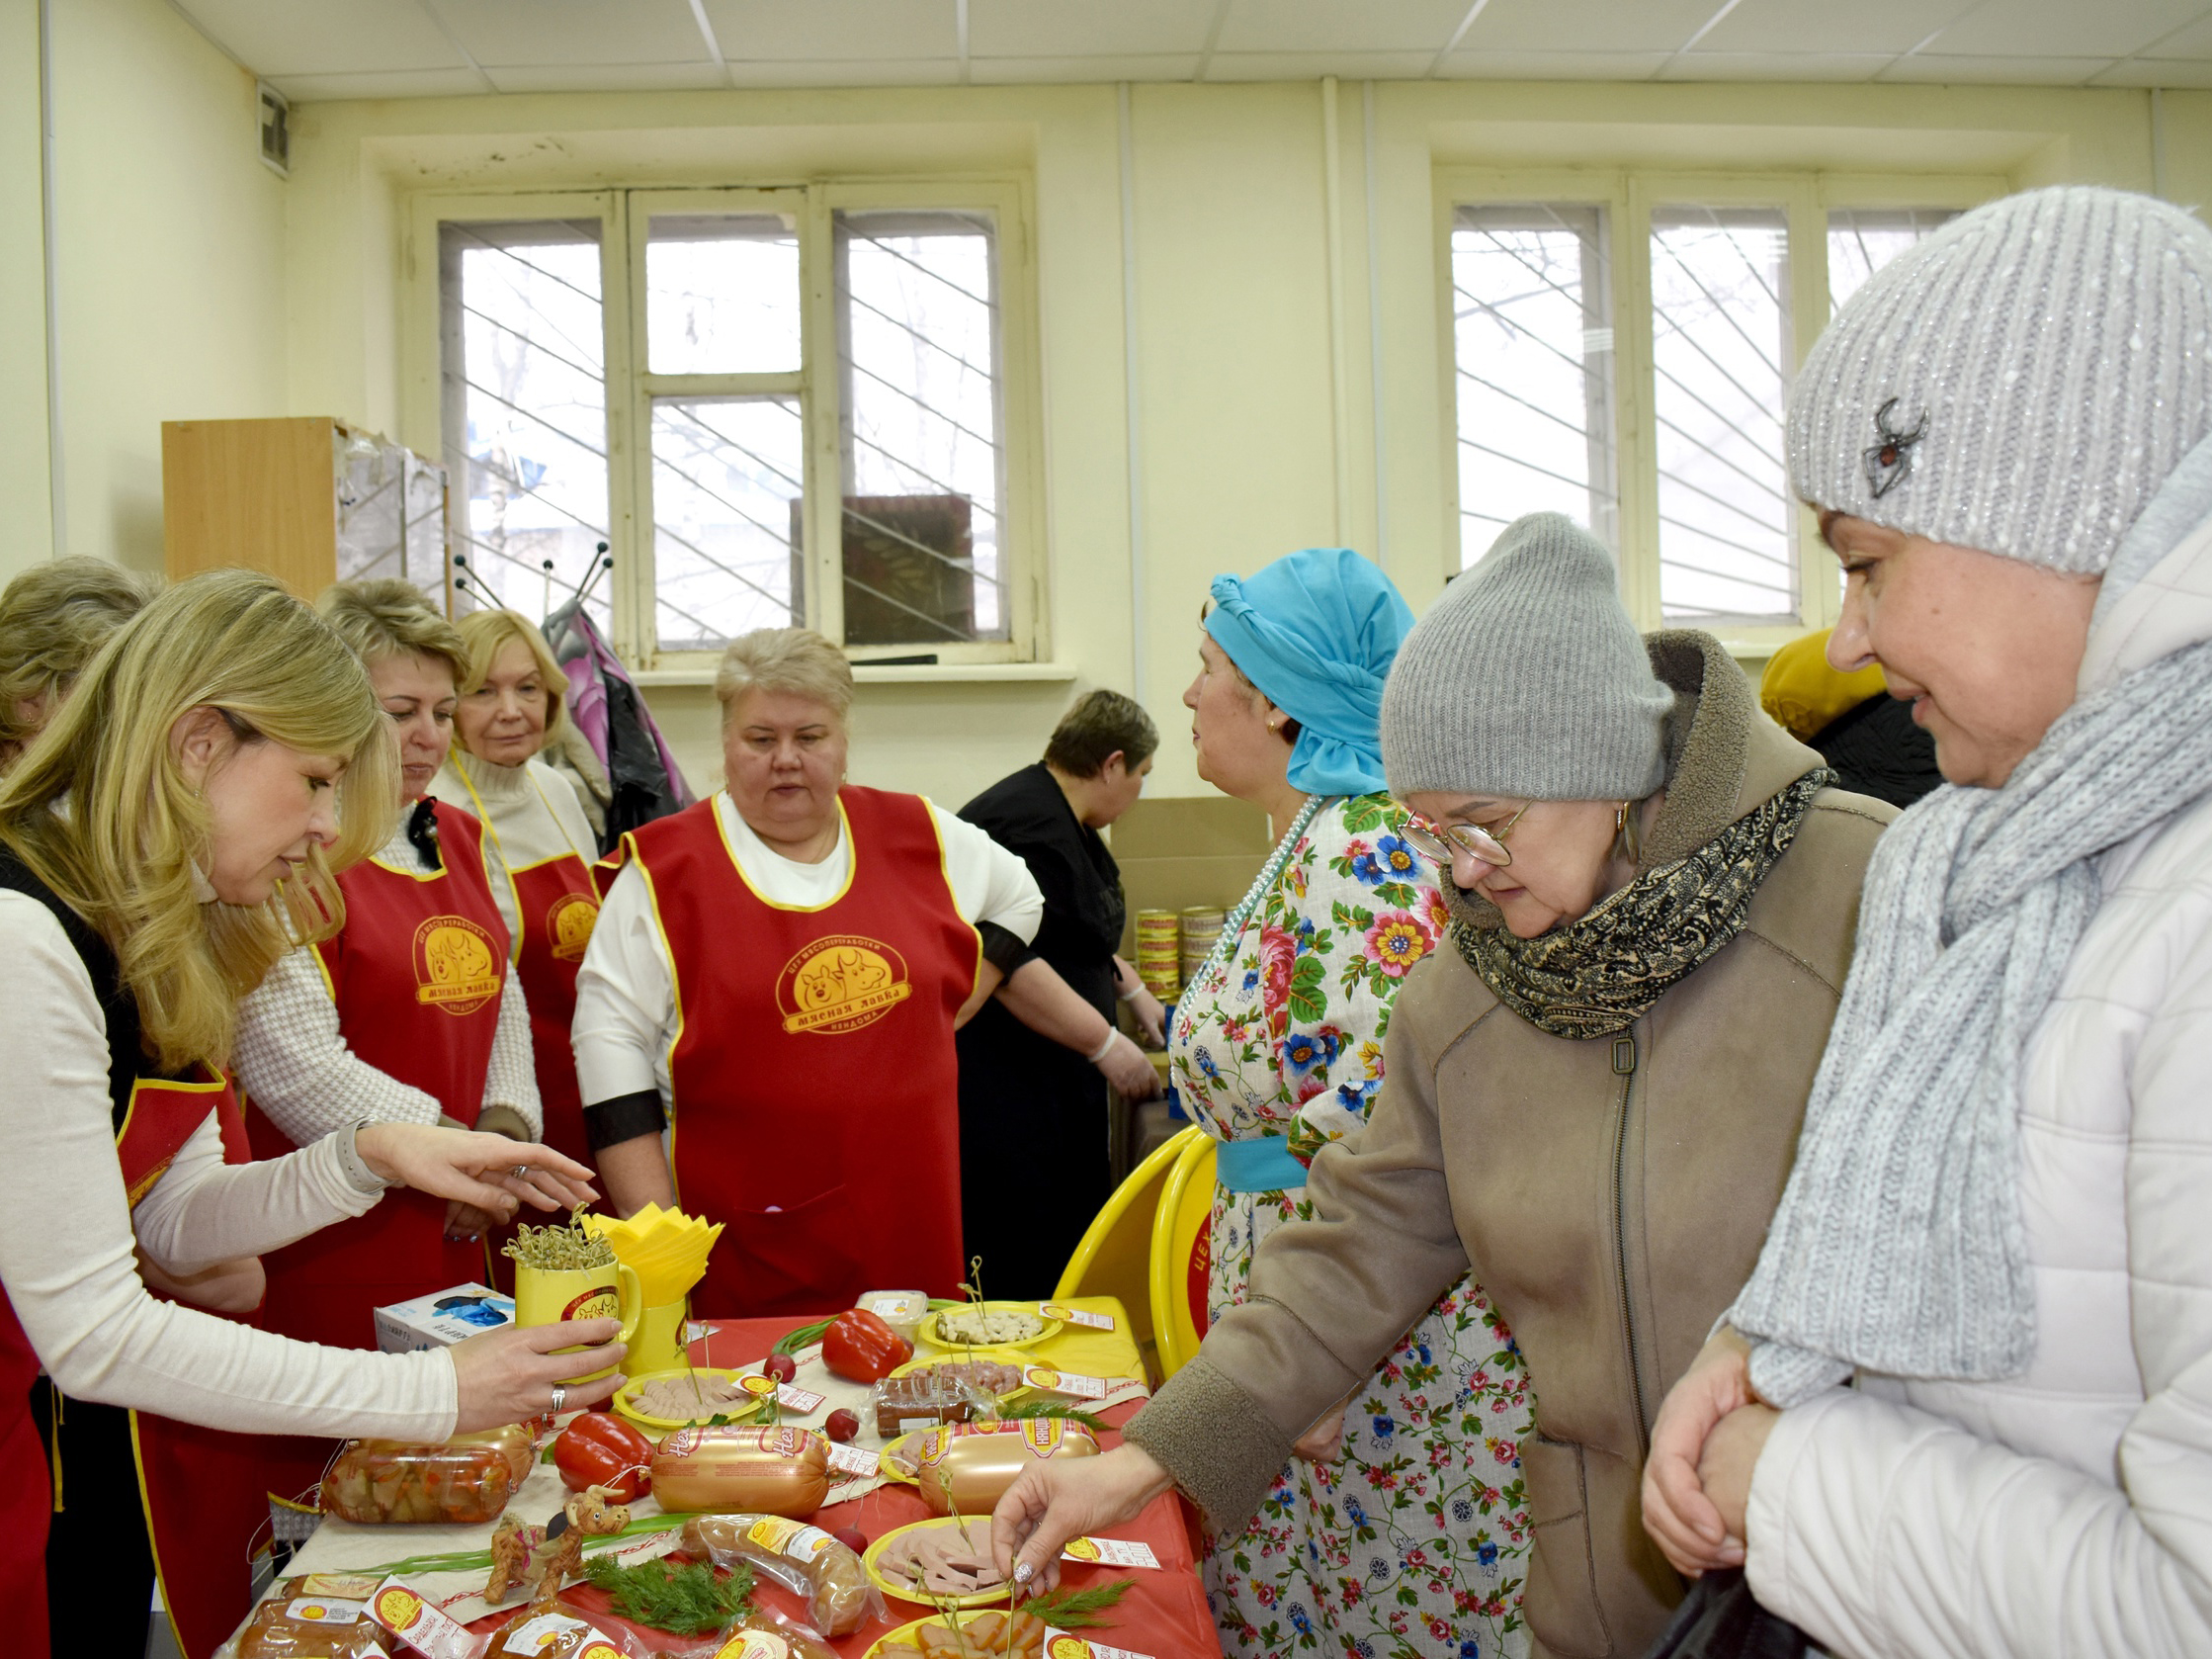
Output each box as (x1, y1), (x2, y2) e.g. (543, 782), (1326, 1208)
(355, 1123), (601, 1220)
(992, 1444), (1175, 1599)
(448, 1318), (626, 1432)
(1642, 1327), (1754, 1575)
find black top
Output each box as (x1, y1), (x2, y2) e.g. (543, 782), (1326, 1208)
(958, 763), (1125, 1015)
(1811, 693), (1943, 811)
(0, 844), (148, 1130)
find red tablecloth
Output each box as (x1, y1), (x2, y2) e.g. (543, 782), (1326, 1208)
(470, 1314), (1224, 1659)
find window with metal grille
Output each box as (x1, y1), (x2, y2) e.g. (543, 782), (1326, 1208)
(438, 219), (614, 628)
(1829, 208), (1957, 316)
(1450, 205), (1617, 565)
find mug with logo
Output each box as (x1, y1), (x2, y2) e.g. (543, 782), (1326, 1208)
(514, 1257), (643, 1382)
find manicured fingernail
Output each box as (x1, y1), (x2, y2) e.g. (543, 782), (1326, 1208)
(1013, 1562), (1033, 1584)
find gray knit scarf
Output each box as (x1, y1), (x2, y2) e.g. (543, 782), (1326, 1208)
(1734, 620), (2212, 1407)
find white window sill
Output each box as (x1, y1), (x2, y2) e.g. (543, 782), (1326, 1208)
(631, 661), (1079, 689)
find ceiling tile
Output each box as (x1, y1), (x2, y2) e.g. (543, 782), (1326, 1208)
(1458, 0), (1724, 55)
(265, 66), (493, 101)
(969, 52), (1204, 83)
(2090, 54), (2212, 83)
(1214, 0), (1479, 53)
(485, 61), (732, 92)
(428, 0), (710, 67)
(706, 0), (959, 62)
(968, 0), (1211, 57)
(173, 0), (468, 75)
(1916, 0), (2206, 59)
(722, 55), (963, 86)
(1206, 49), (1438, 78)
(1877, 52), (2112, 82)
(1694, 0), (1985, 56)
(2141, 10), (2212, 55)
(1661, 51), (1896, 79)
(1440, 48), (1673, 77)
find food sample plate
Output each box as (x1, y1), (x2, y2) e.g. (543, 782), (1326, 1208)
(876, 1429), (930, 1485)
(613, 1366), (769, 1433)
(864, 1516), (1011, 1609)
(916, 1304), (1063, 1351)
(865, 1610), (1056, 1659)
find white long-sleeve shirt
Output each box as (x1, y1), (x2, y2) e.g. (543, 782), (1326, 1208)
(427, 751), (600, 950)
(234, 812), (543, 1145)
(572, 792), (1044, 1104)
(0, 892), (457, 1437)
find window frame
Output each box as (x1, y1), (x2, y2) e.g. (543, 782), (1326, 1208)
(404, 176), (1044, 672)
(1435, 165), (2002, 655)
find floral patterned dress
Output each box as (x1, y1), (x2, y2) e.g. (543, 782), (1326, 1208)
(1170, 793), (1534, 1659)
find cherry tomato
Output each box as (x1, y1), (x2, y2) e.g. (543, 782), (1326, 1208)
(824, 1408), (860, 1443)
(764, 1353), (798, 1385)
(553, 1411), (653, 1502)
(820, 1308), (911, 1384)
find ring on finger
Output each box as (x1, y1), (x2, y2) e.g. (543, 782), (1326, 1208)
(511, 1164), (531, 1178)
(551, 1382), (567, 1414)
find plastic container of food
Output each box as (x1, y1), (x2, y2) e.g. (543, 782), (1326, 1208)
(857, 1289), (929, 1348)
(318, 1438), (516, 1526)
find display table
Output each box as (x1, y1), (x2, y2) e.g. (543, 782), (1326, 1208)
(238, 1299), (1223, 1658)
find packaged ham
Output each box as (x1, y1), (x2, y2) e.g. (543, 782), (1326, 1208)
(237, 1593), (394, 1658)
(481, 1601), (650, 1659)
(912, 1420), (1099, 1516)
(651, 1425), (828, 1518)
(680, 1514), (882, 1637)
(870, 1361), (1020, 1440)
(320, 1437), (515, 1525)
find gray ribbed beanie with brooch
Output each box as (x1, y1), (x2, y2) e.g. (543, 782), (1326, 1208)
(1381, 512), (1672, 802)
(1789, 186), (2212, 571)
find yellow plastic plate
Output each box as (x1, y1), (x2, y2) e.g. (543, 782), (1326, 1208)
(915, 1305), (1063, 1352)
(612, 1366), (769, 1434)
(863, 1517), (1011, 1611)
(864, 1612), (1063, 1659)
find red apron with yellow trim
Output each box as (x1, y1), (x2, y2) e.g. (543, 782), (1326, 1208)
(508, 852), (597, 1166)
(618, 787), (977, 1315)
(250, 802), (510, 1352)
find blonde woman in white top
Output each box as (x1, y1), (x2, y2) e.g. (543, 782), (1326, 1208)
(431, 610), (603, 1167)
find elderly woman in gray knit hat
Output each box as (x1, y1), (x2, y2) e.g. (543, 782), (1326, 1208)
(992, 512), (1893, 1659)
(1644, 187), (2212, 1659)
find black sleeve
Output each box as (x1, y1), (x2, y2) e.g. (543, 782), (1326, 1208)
(583, 1090), (667, 1152)
(976, 920), (1036, 977)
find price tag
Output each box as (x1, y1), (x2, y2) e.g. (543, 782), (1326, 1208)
(369, 1579), (477, 1659)
(824, 1441), (879, 1478)
(1040, 1302), (1114, 1330)
(1060, 1536), (1160, 1569)
(1044, 1635), (1152, 1659)
(1021, 1365), (1108, 1399)
(736, 1372), (826, 1414)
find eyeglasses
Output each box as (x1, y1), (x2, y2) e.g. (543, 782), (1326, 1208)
(1400, 802), (1531, 870)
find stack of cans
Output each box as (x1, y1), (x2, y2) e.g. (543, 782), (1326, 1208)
(1179, 907), (1226, 987)
(1136, 909), (1181, 999)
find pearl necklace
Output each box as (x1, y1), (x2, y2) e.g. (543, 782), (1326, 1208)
(1185, 793), (1327, 997)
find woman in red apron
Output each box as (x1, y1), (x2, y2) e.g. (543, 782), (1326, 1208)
(574, 628), (1060, 1316)
(0, 571), (620, 1659)
(237, 581), (546, 1356)
(431, 609), (602, 1169)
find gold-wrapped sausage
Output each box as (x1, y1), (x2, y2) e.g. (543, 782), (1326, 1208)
(681, 1515), (877, 1636)
(913, 1420), (1099, 1516)
(649, 1425), (829, 1517)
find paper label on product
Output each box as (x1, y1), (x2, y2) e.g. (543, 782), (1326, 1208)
(737, 1372), (827, 1413)
(713, 1633), (793, 1659)
(370, 1579), (478, 1659)
(746, 1516), (836, 1562)
(1022, 1365), (1108, 1399)
(504, 1612), (590, 1651)
(864, 1291), (926, 1322)
(896, 1415), (938, 1436)
(825, 1441), (879, 1477)
(1040, 1303), (1114, 1330)
(284, 1597), (368, 1623)
(1044, 1636), (1153, 1659)
(296, 1574), (383, 1600)
(1060, 1536), (1161, 1569)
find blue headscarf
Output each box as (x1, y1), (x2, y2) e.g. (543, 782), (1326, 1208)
(1205, 547), (1414, 798)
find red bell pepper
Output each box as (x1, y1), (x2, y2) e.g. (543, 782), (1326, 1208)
(819, 1308), (912, 1383)
(553, 1411), (653, 1502)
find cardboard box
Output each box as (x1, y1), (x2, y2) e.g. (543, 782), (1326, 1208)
(373, 1282), (514, 1353)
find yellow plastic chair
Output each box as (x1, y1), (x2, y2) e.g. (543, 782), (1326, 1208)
(1148, 1127), (1218, 1381)
(1052, 1127), (1192, 1387)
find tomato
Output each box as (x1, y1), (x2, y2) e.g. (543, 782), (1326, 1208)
(819, 1308), (912, 1384)
(553, 1411), (653, 1502)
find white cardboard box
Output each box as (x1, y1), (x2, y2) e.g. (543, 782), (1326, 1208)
(373, 1282), (514, 1353)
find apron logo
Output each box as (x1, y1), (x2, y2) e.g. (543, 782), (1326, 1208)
(411, 916), (503, 1015)
(546, 891), (600, 963)
(775, 933), (912, 1035)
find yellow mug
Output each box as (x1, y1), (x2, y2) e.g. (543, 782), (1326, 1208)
(629, 1298), (690, 1378)
(513, 1260), (642, 1383)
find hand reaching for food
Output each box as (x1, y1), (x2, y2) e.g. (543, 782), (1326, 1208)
(990, 1442), (1173, 1599)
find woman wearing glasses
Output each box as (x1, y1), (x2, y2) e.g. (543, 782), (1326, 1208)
(995, 516), (1893, 1659)
(1140, 545), (1530, 1659)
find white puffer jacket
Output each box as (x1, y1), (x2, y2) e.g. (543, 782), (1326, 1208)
(1743, 508), (2212, 1657)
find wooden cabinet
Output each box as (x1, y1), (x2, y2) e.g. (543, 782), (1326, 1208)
(162, 416), (451, 610)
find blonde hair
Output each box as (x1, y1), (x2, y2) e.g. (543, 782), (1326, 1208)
(0, 571), (401, 1071)
(0, 558), (152, 769)
(457, 608), (567, 743)
(319, 578), (468, 685)
(715, 628), (853, 730)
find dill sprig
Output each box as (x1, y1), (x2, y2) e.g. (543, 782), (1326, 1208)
(1019, 1578), (1135, 1629)
(581, 1553), (754, 1636)
(986, 1399), (1108, 1435)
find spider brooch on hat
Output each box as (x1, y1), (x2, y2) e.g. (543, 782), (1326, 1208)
(1863, 397), (1928, 499)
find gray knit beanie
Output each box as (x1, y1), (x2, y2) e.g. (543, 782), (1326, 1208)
(1382, 513), (1671, 802)
(1790, 186), (2212, 573)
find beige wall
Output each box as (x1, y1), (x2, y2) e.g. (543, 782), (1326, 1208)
(0, 1), (52, 570)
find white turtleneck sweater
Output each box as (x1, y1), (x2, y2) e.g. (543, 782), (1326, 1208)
(427, 749), (601, 949)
